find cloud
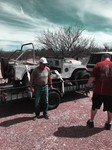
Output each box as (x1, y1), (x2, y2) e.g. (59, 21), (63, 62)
(0, 1), (61, 50)
(0, 0), (112, 50)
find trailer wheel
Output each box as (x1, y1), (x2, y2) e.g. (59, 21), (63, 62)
(48, 89), (61, 110)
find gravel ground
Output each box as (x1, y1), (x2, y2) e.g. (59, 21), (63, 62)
(0, 91), (112, 150)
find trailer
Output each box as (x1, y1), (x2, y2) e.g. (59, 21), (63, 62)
(0, 43), (90, 109)
(0, 77), (89, 110)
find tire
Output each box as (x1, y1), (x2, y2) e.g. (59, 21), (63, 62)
(71, 70), (83, 85)
(48, 89), (61, 110)
(1, 58), (9, 79)
(80, 72), (90, 84)
(22, 75), (29, 86)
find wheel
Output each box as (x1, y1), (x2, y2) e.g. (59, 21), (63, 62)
(22, 74), (30, 86)
(48, 89), (61, 110)
(1, 58), (9, 78)
(80, 72), (90, 84)
(1, 58), (15, 83)
(71, 70), (83, 85)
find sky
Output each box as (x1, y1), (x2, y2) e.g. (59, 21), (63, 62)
(1, 0), (112, 51)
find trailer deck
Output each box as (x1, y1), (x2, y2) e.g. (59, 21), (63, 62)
(0, 77), (90, 110)
(0, 84), (31, 104)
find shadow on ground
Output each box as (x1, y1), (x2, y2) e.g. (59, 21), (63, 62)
(54, 125), (104, 138)
(0, 116), (34, 127)
(0, 99), (34, 118)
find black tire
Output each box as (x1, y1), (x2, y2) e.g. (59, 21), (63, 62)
(1, 58), (9, 79)
(71, 70), (83, 85)
(80, 72), (90, 84)
(22, 75), (29, 86)
(48, 89), (61, 110)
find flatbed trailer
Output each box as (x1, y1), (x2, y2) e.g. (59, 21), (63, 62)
(0, 78), (89, 110)
(0, 43), (90, 109)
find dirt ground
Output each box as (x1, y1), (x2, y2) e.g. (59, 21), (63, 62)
(0, 91), (112, 150)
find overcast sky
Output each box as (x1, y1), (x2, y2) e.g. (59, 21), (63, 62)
(1, 0), (112, 51)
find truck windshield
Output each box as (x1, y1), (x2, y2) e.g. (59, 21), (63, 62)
(88, 54), (102, 64)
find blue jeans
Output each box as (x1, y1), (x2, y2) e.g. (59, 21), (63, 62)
(34, 85), (48, 116)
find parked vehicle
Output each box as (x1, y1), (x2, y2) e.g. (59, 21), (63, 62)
(87, 51), (112, 73)
(47, 57), (90, 85)
(0, 43), (37, 86)
(0, 43), (90, 109)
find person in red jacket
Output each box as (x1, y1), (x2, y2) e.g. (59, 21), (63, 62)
(86, 54), (112, 130)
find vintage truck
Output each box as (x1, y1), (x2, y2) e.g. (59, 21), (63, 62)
(0, 43), (90, 109)
(47, 57), (90, 85)
(87, 51), (112, 73)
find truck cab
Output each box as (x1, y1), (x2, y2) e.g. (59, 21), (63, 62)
(87, 52), (112, 73)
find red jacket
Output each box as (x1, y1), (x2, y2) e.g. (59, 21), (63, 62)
(91, 60), (112, 96)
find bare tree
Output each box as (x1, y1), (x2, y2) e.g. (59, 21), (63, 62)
(103, 43), (112, 51)
(37, 26), (95, 57)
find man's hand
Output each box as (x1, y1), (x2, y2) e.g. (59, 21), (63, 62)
(30, 87), (34, 93)
(49, 84), (53, 90)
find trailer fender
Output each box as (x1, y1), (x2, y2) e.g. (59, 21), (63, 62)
(48, 88), (62, 110)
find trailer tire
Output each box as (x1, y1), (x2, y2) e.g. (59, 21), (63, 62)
(48, 89), (61, 110)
